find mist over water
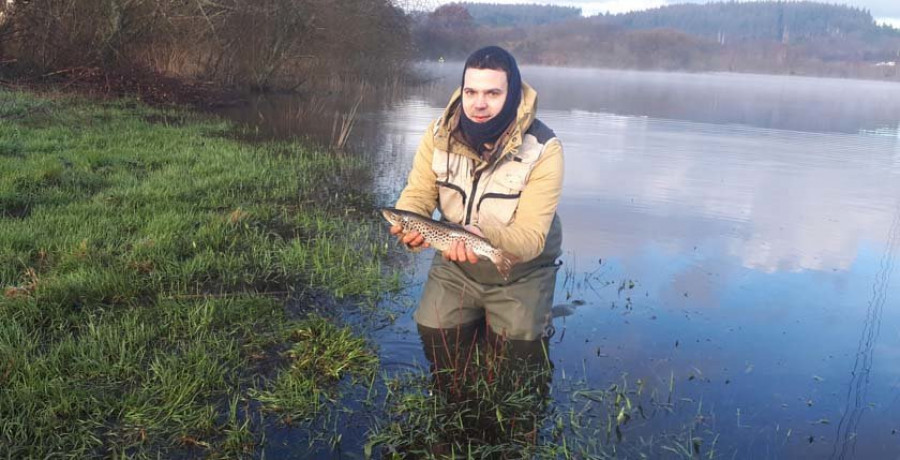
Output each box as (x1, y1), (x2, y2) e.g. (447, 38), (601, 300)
(415, 64), (900, 135)
(220, 64), (900, 457)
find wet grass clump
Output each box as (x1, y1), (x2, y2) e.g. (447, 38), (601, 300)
(0, 89), (398, 457)
(253, 315), (379, 421)
(367, 347), (726, 459)
(367, 342), (556, 459)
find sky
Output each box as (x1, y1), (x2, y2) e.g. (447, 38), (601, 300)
(419, 0), (900, 28)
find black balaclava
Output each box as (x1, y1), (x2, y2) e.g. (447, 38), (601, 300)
(458, 46), (522, 153)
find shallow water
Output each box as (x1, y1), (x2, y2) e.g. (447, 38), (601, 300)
(364, 65), (900, 458)
(223, 64), (900, 457)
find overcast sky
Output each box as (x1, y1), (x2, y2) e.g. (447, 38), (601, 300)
(422, 0), (900, 27)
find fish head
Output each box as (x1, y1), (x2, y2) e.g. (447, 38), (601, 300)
(380, 207), (405, 227)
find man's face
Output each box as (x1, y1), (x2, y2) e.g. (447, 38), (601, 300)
(462, 68), (508, 124)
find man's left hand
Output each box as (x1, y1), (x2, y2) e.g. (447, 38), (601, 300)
(444, 225), (483, 264)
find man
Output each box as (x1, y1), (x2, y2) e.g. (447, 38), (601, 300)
(391, 46), (564, 366)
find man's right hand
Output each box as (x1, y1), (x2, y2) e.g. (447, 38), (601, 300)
(390, 225), (429, 250)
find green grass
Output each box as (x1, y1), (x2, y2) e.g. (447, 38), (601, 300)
(253, 315), (379, 421)
(367, 344), (723, 459)
(0, 89), (398, 457)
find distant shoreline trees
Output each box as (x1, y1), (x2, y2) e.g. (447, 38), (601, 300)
(411, 1), (900, 80)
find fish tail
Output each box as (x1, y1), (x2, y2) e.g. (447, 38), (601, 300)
(491, 250), (520, 281)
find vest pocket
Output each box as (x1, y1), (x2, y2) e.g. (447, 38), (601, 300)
(432, 149), (467, 223)
(437, 181), (466, 223)
(476, 161), (530, 226)
(477, 192), (521, 226)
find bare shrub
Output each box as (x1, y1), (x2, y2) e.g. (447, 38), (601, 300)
(1, 0), (412, 89)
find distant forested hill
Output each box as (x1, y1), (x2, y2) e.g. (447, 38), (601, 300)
(411, 1), (900, 81)
(599, 1), (897, 43)
(459, 2), (581, 27)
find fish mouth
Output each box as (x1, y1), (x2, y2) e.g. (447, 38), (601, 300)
(379, 207), (399, 225)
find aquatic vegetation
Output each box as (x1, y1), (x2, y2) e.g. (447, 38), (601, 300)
(253, 315), (379, 421)
(366, 335), (723, 459)
(367, 341), (555, 459)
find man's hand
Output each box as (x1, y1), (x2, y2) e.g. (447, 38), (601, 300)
(444, 225), (482, 264)
(390, 225), (429, 251)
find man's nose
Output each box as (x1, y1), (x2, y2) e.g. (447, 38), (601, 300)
(474, 95), (487, 108)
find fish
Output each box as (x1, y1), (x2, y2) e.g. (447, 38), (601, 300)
(380, 207), (519, 280)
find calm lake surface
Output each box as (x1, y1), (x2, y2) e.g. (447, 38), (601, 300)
(224, 65), (900, 457)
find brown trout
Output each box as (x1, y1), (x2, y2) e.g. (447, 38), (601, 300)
(380, 207), (520, 280)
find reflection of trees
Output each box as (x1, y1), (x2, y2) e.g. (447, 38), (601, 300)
(830, 203), (900, 459)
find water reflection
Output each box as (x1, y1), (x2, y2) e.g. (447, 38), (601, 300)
(211, 83), (385, 147)
(554, 115), (900, 274)
(831, 203), (900, 459)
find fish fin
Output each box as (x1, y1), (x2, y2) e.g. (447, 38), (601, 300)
(492, 250), (521, 281)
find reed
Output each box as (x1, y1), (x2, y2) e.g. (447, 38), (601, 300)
(331, 81), (370, 151)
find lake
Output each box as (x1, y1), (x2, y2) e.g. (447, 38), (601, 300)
(224, 64), (900, 458)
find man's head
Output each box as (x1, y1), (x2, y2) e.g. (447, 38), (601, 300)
(461, 46), (522, 124)
(459, 46), (523, 151)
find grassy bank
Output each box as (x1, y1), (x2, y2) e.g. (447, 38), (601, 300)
(0, 89), (398, 457)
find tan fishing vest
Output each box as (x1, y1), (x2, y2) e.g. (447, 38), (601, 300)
(432, 119), (558, 229)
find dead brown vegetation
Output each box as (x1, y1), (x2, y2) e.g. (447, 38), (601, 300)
(0, 0), (411, 91)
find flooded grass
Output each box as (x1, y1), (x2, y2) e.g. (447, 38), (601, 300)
(368, 368), (725, 459)
(253, 315), (379, 421)
(366, 332), (726, 459)
(0, 89), (398, 457)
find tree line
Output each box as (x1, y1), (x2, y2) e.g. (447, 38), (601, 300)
(3, 1), (897, 88)
(459, 2), (581, 27)
(603, 1), (894, 43)
(0, 0), (411, 90)
(410, 1), (900, 80)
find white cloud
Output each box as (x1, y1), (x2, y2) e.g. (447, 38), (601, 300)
(877, 17), (900, 30)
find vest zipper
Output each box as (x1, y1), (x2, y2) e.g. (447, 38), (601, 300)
(464, 169), (483, 226)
